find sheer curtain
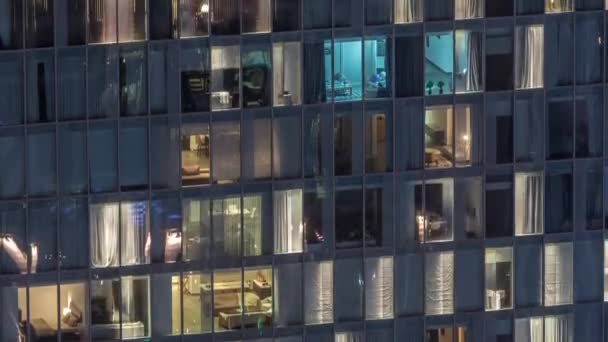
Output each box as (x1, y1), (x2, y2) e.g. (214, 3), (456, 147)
(273, 189), (303, 254)
(425, 252), (453, 315)
(304, 261), (333, 324)
(364, 257), (393, 320)
(466, 32), (482, 92)
(394, 0), (423, 23)
(272, 42), (302, 106)
(546, 0), (573, 12)
(214, 197), (241, 256)
(90, 202), (119, 268)
(545, 314), (573, 342)
(544, 243), (573, 306)
(516, 25), (544, 89)
(455, 0), (483, 19)
(515, 172), (544, 235)
(515, 317), (543, 342)
(336, 331), (364, 342)
(120, 201), (149, 266)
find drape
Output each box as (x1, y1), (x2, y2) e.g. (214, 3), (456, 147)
(304, 261), (333, 324)
(545, 315), (573, 342)
(516, 25), (544, 89)
(273, 42), (301, 106)
(303, 41), (327, 104)
(90, 202), (119, 267)
(455, 0), (483, 19)
(394, 0), (423, 23)
(365, 257), (393, 320)
(545, 243), (573, 306)
(336, 331), (364, 342)
(273, 189), (303, 254)
(425, 252), (453, 315)
(120, 201), (149, 266)
(515, 317), (543, 342)
(546, 0), (572, 12)
(515, 172), (544, 235)
(465, 32), (482, 92)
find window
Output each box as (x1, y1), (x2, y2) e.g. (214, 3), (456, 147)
(88, 46), (118, 118)
(0, 0), (22, 49)
(455, 29), (483, 93)
(58, 48), (86, 120)
(335, 104), (363, 176)
(366, 0), (391, 25)
(26, 0), (54, 48)
(242, 0), (271, 33)
(89, 122), (118, 193)
(120, 120), (148, 191)
(150, 193), (181, 264)
(332, 38), (363, 102)
(274, 263), (302, 326)
(545, 163), (573, 233)
(515, 243), (542, 307)
(151, 273), (181, 336)
(545, 14), (573, 87)
(304, 261), (333, 325)
(210, 0), (239, 35)
(425, 251), (454, 315)
(242, 43), (271, 108)
(244, 267), (273, 326)
(545, 315), (574, 342)
(486, 0), (512, 16)
(274, 189), (303, 254)
(455, 0), (483, 19)
(304, 106), (332, 177)
(546, 0), (572, 12)
(29, 200), (57, 273)
(149, 0), (177, 40)
(149, 42), (179, 115)
(243, 190), (272, 256)
(242, 110), (272, 180)
(395, 33), (423, 97)
(210, 269), (239, 330)
(515, 171), (544, 235)
(212, 195), (241, 258)
(211, 45), (240, 111)
(515, 91), (544, 162)
(0, 202), (26, 274)
(181, 118), (210, 186)
(273, 112), (302, 179)
(394, 0), (423, 23)
(303, 34), (330, 104)
(575, 160), (603, 230)
(396, 99), (424, 170)
(60, 198), (89, 269)
(60, 282), (87, 337)
(183, 272), (212, 333)
(547, 89), (573, 160)
(27, 51), (55, 123)
(514, 317), (543, 342)
(211, 116), (240, 183)
(335, 258), (363, 321)
(180, 39), (210, 113)
(575, 13), (603, 85)
(18, 285), (58, 339)
(335, 178), (363, 249)
(180, 0), (209, 37)
(425, 105), (453, 168)
(486, 169), (513, 238)
(27, 127), (56, 196)
(365, 103), (392, 173)
(485, 24), (513, 91)
(425, 31), (453, 96)
(456, 177), (483, 239)
(455, 100), (482, 166)
(273, 0), (300, 31)
(151, 117), (180, 190)
(119, 45), (147, 116)
(90, 276), (150, 339)
(182, 197), (210, 262)
(544, 242), (573, 306)
(425, 0), (453, 20)
(485, 247), (512, 311)
(88, 0), (117, 44)
(575, 86), (603, 158)
(516, 24), (544, 89)
(366, 176), (393, 249)
(486, 94), (513, 165)
(364, 36), (391, 99)
(273, 41), (302, 106)
(304, 0), (331, 29)
(117, 0), (146, 42)
(417, 178), (454, 243)
(0, 54), (23, 125)
(365, 256), (393, 320)
(57, 0), (86, 46)
(303, 179), (333, 254)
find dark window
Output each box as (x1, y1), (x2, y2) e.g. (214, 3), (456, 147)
(88, 46), (119, 119)
(545, 13), (573, 88)
(304, 106), (333, 178)
(575, 86), (603, 158)
(335, 103), (364, 176)
(485, 169), (513, 238)
(26, 0), (54, 48)
(395, 99), (423, 171)
(395, 33), (423, 98)
(575, 13), (603, 85)
(335, 258), (363, 321)
(516, 0), (543, 14)
(89, 121), (118, 193)
(59, 198), (89, 269)
(149, 41), (179, 115)
(149, 0), (177, 40)
(180, 0), (210, 37)
(27, 51), (55, 123)
(180, 39), (210, 113)
(335, 178), (363, 249)
(120, 120), (149, 191)
(59, 123), (88, 195)
(545, 163), (573, 233)
(303, 34), (330, 104)
(242, 110), (272, 180)
(0, 129), (24, 199)
(486, 0), (513, 17)
(242, 0), (271, 33)
(27, 126), (56, 196)
(57, 0), (86, 46)
(0, 0), (23, 50)
(425, 0), (453, 21)
(486, 94), (513, 165)
(0, 202), (26, 274)
(575, 160), (603, 231)
(58, 48), (86, 120)
(485, 24), (513, 91)
(273, 111), (302, 179)
(514, 91), (544, 163)
(576, 0), (603, 10)
(365, 176), (393, 249)
(273, 0), (301, 31)
(29, 200), (57, 273)
(366, 0), (391, 25)
(304, 0), (331, 29)
(546, 89), (573, 160)
(0, 54), (24, 125)
(151, 117), (180, 190)
(210, 0), (239, 35)
(303, 180), (333, 255)
(119, 44), (148, 116)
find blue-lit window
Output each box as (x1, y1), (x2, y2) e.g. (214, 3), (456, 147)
(425, 31), (453, 96)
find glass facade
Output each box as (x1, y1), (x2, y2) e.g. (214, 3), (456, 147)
(0, 0), (607, 341)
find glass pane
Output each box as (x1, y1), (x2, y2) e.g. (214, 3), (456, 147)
(26, 51), (55, 123)
(485, 247), (512, 310)
(180, 39), (210, 113)
(88, 46), (119, 118)
(273, 41), (302, 106)
(515, 91), (544, 163)
(0, 129), (24, 198)
(425, 31), (453, 96)
(304, 0), (331, 29)
(0, 203), (26, 274)
(117, 0), (146, 42)
(182, 197), (211, 262)
(545, 14), (573, 87)
(365, 0), (391, 25)
(88, 0), (117, 44)
(242, 111), (272, 180)
(211, 45), (240, 111)
(544, 243), (573, 306)
(181, 119), (210, 186)
(546, 89), (573, 160)
(515, 24), (544, 89)
(273, 189), (303, 254)
(185, 272), (212, 333)
(29, 200), (57, 273)
(273, 113), (302, 179)
(334, 258), (363, 321)
(90, 201), (119, 268)
(425, 105), (453, 168)
(303, 35), (330, 104)
(395, 0), (423, 23)
(60, 198), (89, 269)
(514, 171), (544, 235)
(213, 196), (241, 258)
(0, 54), (23, 125)
(273, 0), (300, 31)
(150, 193), (181, 263)
(119, 45), (147, 116)
(332, 38), (362, 102)
(120, 276), (150, 338)
(364, 256), (393, 320)
(304, 261), (333, 324)
(364, 36), (391, 99)
(455, 0), (484, 19)
(150, 42), (179, 115)
(149, 0), (177, 40)
(485, 24), (513, 91)
(485, 169), (513, 238)
(213, 268), (242, 331)
(89, 122), (118, 193)
(425, 251), (454, 315)
(242, 43), (271, 108)
(211, 118), (240, 183)
(180, 0), (209, 37)
(455, 29), (483, 93)
(242, 0), (271, 33)
(58, 48), (86, 120)
(27, 126), (56, 196)
(26, 0), (54, 48)
(0, 0), (23, 49)
(210, 0), (239, 35)
(120, 200), (150, 266)
(60, 282), (87, 336)
(335, 178), (363, 249)
(151, 117), (180, 190)
(545, 163), (573, 233)
(119, 120), (148, 191)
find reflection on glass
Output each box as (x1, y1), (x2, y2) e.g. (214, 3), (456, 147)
(180, 40), (210, 113)
(210, 0), (239, 35)
(332, 38), (362, 102)
(425, 106), (453, 168)
(120, 45), (147, 116)
(211, 45), (240, 110)
(485, 247), (513, 311)
(212, 196), (241, 257)
(365, 256), (393, 320)
(425, 32), (453, 96)
(211, 119), (240, 183)
(425, 251), (453, 315)
(304, 260), (333, 324)
(273, 42), (302, 106)
(118, 0), (146, 42)
(0, 0), (22, 50)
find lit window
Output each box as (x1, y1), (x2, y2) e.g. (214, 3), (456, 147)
(332, 38), (363, 102)
(394, 0), (423, 23)
(546, 0), (572, 13)
(273, 41), (302, 106)
(242, 0), (271, 33)
(365, 256), (394, 320)
(425, 251), (453, 315)
(416, 178), (454, 243)
(180, 0), (210, 37)
(184, 272), (212, 333)
(455, 0), (484, 19)
(364, 36), (391, 99)
(545, 314), (574, 341)
(454, 29), (483, 93)
(242, 43), (272, 108)
(515, 172), (544, 235)
(211, 45), (240, 111)
(516, 24), (544, 89)
(485, 247), (513, 311)
(274, 189), (303, 254)
(544, 242), (573, 306)
(425, 106), (453, 168)
(514, 317), (543, 342)
(181, 120), (210, 186)
(425, 31), (453, 96)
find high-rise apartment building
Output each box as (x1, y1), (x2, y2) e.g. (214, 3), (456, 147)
(0, 0), (604, 341)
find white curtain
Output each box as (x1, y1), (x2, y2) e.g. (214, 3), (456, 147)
(335, 331), (364, 342)
(272, 42), (302, 106)
(273, 189), (303, 254)
(544, 243), (573, 306)
(545, 314), (573, 342)
(515, 172), (544, 235)
(90, 202), (119, 268)
(394, 0), (423, 23)
(120, 201), (149, 266)
(304, 261), (333, 324)
(455, 0), (483, 19)
(365, 257), (393, 320)
(425, 252), (453, 315)
(515, 317), (543, 342)
(516, 25), (544, 89)
(546, 0), (573, 12)
(465, 32), (482, 92)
